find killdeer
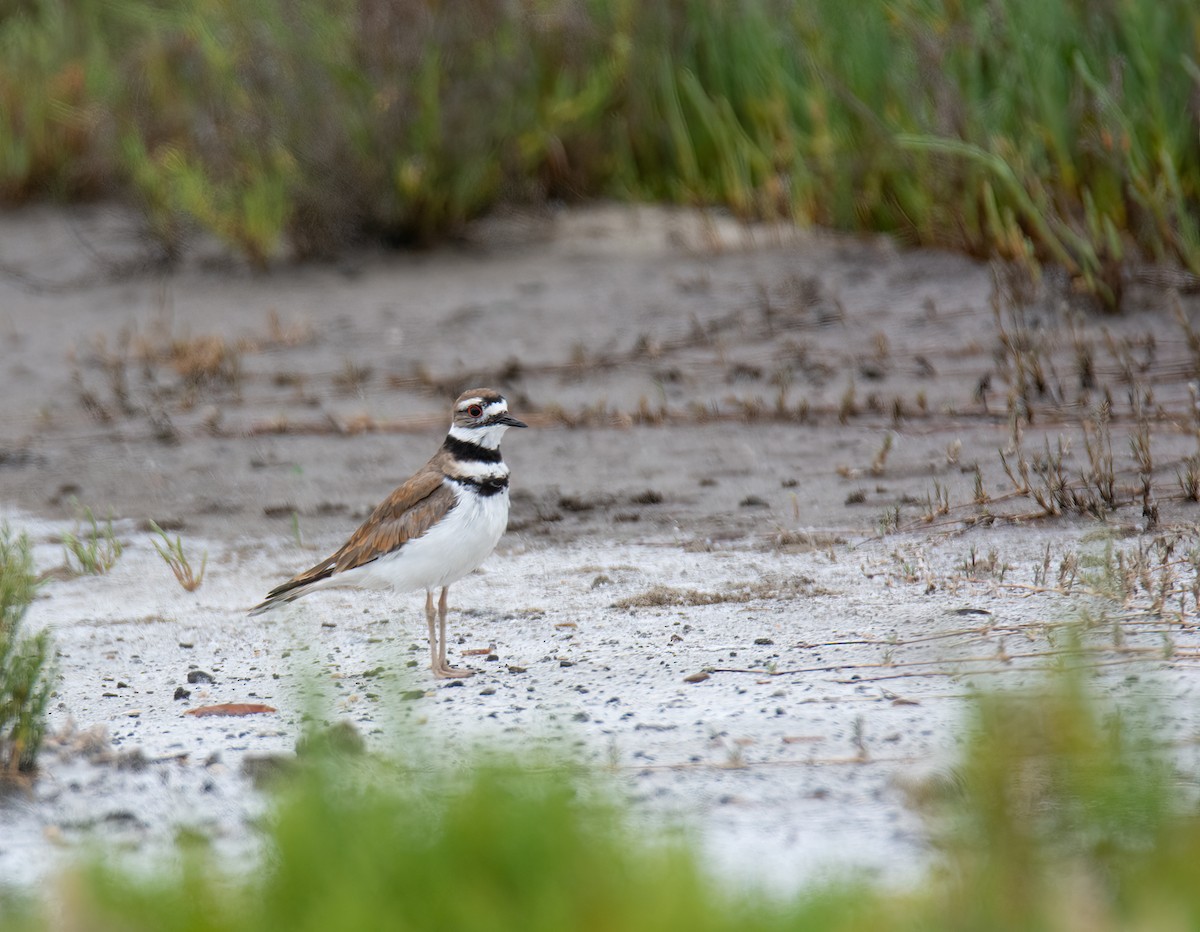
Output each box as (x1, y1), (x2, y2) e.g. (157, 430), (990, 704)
(250, 388), (526, 678)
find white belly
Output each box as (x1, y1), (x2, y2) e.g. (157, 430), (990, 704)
(343, 485), (510, 593)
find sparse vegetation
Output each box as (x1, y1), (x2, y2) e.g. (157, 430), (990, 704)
(148, 520), (206, 592)
(0, 525), (54, 775)
(1, 0), (1196, 299)
(612, 579), (811, 609)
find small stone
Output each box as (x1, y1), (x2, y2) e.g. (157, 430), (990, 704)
(480, 687), (496, 696)
(739, 495), (769, 508)
(174, 687), (191, 701)
(507, 665), (527, 674)
(187, 670), (215, 685)
(683, 672), (711, 684)
(754, 637), (774, 646)
(400, 689), (425, 701)
(559, 660), (575, 668)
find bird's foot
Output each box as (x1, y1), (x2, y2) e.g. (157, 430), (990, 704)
(433, 663), (477, 680)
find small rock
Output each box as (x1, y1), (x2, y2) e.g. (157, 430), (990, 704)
(559, 660), (575, 668)
(174, 687), (191, 701)
(754, 637), (774, 646)
(187, 670), (215, 685)
(739, 495), (769, 508)
(480, 687), (496, 696)
(507, 665), (527, 674)
(683, 672), (711, 684)
(400, 689), (426, 701)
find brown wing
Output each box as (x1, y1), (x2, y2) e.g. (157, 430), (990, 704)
(258, 465), (454, 603)
(329, 473), (455, 574)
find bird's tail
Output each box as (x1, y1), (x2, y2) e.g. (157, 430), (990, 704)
(249, 554), (341, 616)
(248, 577), (324, 616)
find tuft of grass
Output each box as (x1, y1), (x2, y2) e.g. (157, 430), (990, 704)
(148, 520), (206, 592)
(61, 505), (122, 576)
(0, 525), (54, 776)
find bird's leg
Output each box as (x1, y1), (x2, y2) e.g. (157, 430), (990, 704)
(433, 585), (475, 678)
(425, 589), (438, 674)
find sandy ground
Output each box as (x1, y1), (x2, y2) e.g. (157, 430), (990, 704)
(2, 203), (1200, 897)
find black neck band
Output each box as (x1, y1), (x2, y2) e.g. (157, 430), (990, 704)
(442, 434), (503, 464)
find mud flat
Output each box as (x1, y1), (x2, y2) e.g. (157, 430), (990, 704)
(2, 204), (1199, 894)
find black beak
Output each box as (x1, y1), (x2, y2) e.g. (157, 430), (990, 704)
(493, 412), (527, 428)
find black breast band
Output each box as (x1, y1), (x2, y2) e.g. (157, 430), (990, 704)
(453, 475), (509, 497)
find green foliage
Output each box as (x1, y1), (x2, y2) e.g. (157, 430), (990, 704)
(62, 756), (875, 932)
(924, 669), (1191, 929)
(0, 525), (53, 775)
(6, 668), (1200, 928)
(1, 0), (1196, 299)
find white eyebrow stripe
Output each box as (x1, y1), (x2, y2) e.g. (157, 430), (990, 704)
(456, 398), (507, 414)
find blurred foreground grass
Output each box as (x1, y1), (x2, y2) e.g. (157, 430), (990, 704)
(1, 0), (1197, 303)
(0, 525), (53, 776)
(4, 670), (1200, 930)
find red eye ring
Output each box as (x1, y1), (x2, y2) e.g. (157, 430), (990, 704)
(467, 404), (483, 418)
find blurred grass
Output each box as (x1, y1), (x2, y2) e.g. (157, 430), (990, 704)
(5, 670), (1200, 930)
(0, 524), (53, 775)
(1, 0), (1198, 302)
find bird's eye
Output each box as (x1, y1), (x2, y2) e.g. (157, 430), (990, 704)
(467, 404), (483, 418)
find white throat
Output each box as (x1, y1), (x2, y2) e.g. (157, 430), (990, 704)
(448, 422), (509, 450)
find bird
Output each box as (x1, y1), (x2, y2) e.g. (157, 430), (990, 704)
(250, 388), (526, 678)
